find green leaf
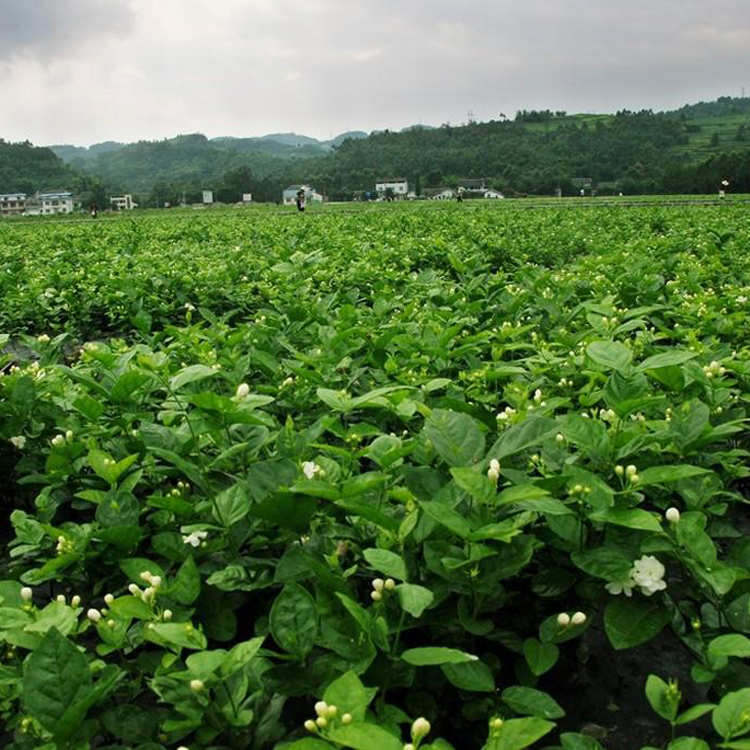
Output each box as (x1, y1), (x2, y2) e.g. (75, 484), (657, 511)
(488, 416), (556, 460)
(221, 636), (265, 678)
(484, 717), (555, 750)
(727, 593), (750, 634)
(169, 364), (218, 391)
(424, 409), (485, 467)
(589, 507), (663, 533)
(708, 635), (750, 659)
(101, 704), (157, 743)
(604, 598), (670, 650)
(22, 627), (93, 742)
(451, 466), (496, 504)
(571, 548), (633, 581)
(24, 601), (77, 636)
(645, 674), (679, 722)
(171, 555), (201, 605)
(363, 548), (407, 581)
(143, 622), (207, 652)
(213, 482), (250, 527)
(638, 465), (710, 486)
(523, 637), (559, 676)
(401, 646), (479, 666)
(269, 583), (317, 659)
(502, 686), (565, 719)
(327, 723), (403, 750)
(666, 739), (709, 750)
(397, 583), (434, 618)
(675, 703), (716, 725)
(587, 340), (632, 371)
(716, 690), (750, 740)
(419, 500), (473, 539)
(495, 484), (550, 507)
(638, 350), (698, 370)
(323, 670), (372, 722)
(442, 660), (495, 692)
(560, 733), (605, 750)
(119, 558), (165, 585)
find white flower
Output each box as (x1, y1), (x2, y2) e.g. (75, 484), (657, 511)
(9, 435), (26, 449)
(314, 701), (328, 717)
(104, 593), (114, 605)
(71, 595), (81, 607)
(304, 719), (317, 732)
(384, 578), (396, 591)
(487, 458), (500, 484)
(722, 180), (730, 186)
(411, 718), (431, 741)
(182, 530), (208, 547)
(163, 609), (173, 621)
(190, 679), (204, 692)
(235, 382), (250, 399)
(302, 461), (321, 479)
(36, 334), (51, 343)
(738, 296), (747, 304)
(184, 302), (195, 311)
(665, 507), (681, 523)
(20, 586), (33, 601)
(51, 434), (65, 447)
(56, 594), (66, 604)
(557, 612), (570, 627)
(632, 555), (667, 596)
(571, 611), (587, 626)
(87, 608), (102, 622)
(605, 578), (635, 597)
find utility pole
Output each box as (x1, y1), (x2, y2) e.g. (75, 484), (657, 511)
(467, 108), (475, 124)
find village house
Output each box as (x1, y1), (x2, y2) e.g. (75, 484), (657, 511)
(375, 178), (409, 198)
(38, 192), (74, 215)
(111, 194), (138, 211)
(282, 185), (323, 205)
(0, 193), (27, 216)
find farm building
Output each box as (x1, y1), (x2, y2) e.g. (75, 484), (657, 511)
(38, 192), (74, 215)
(111, 195), (137, 211)
(282, 185), (323, 205)
(0, 193), (27, 216)
(422, 188), (456, 200)
(375, 178), (409, 197)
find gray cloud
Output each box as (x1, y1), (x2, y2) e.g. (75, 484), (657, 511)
(0, 0), (748, 145)
(0, 0), (136, 62)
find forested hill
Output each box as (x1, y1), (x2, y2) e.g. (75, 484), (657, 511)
(0, 140), (104, 201)
(3, 96), (750, 202)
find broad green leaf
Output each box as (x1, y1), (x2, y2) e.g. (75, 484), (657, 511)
(713, 689), (750, 740)
(397, 583), (434, 618)
(213, 482), (251, 527)
(419, 500), (473, 539)
(708, 634), (750, 659)
(451, 466), (496, 503)
(22, 627), (93, 742)
(442, 660), (495, 692)
(590, 507), (663, 533)
(484, 717), (555, 750)
(424, 409), (485, 467)
(587, 340), (632, 371)
(323, 670), (371, 722)
(666, 739), (709, 750)
(327, 724), (402, 750)
(401, 647), (478, 666)
(269, 583), (317, 659)
(604, 598), (670, 650)
(523, 637), (559, 676)
(363, 548), (407, 581)
(675, 703), (716, 725)
(638, 350), (698, 370)
(221, 636), (265, 677)
(638, 465), (710, 486)
(169, 364), (218, 391)
(488, 416), (556, 460)
(645, 674), (679, 722)
(502, 686), (565, 719)
(171, 555), (201, 605)
(560, 734), (605, 750)
(144, 622), (207, 652)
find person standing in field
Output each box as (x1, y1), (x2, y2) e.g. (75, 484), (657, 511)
(296, 188), (306, 212)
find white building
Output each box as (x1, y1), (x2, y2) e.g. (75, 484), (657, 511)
(282, 184), (323, 205)
(0, 193), (27, 216)
(39, 192), (74, 215)
(483, 189), (505, 199)
(111, 194), (137, 211)
(375, 178), (409, 197)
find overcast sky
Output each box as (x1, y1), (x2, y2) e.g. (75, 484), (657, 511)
(1, 0), (749, 146)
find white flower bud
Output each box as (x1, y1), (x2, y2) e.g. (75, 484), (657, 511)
(190, 679), (204, 692)
(326, 704), (338, 718)
(104, 593), (114, 605)
(56, 594), (66, 604)
(372, 578), (385, 592)
(314, 701), (328, 717)
(128, 583), (141, 597)
(150, 576), (162, 588)
(107, 619), (116, 628)
(163, 609), (173, 621)
(571, 611), (587, 626)
(411, 717), (431, 741)
(371, 590), (382, 602)
(304, 719), (317, 732)
(65, 430), (74, 441)
(626, 464), (637, 476)
(51, 434), (65, 447)
(342, 713), (352, 725)
(71, 595), (81, 607)
(384, 578), (396, 591)
(316, 716), (327, 728)
(87, 608), (102, 622)
(236, 383), (250, 399)
(557, 612), (571, 627)
(20, 587), (33, 601)
(140, 571), (152, 582)
(556, 433), (564, 443)
(665, 507), (681, 523)
(631, 474), (640, 484)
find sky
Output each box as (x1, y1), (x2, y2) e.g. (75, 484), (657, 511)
(0, 0), (749, 146)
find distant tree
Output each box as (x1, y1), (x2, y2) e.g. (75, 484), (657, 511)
(711, 132), (721, 147)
